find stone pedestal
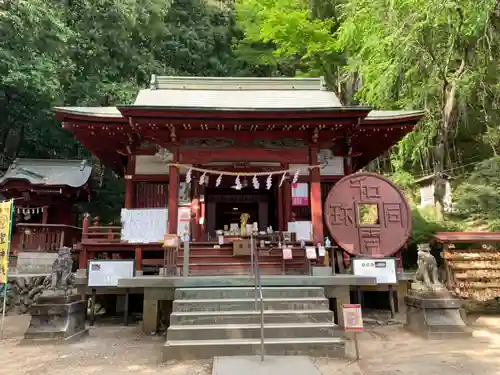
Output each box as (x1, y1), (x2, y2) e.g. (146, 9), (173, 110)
(404, 294), (471, 338)
(23, 294), (88, 343)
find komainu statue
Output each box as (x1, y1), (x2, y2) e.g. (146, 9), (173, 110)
(413, 243), (445, 293)
(46, 247), (74, 295)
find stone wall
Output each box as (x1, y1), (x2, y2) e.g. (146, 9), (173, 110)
(0, 276), (49, 314)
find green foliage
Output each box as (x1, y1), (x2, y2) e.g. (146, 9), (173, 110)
(1, 0), (243, 221)
(454, 156), (500, 228)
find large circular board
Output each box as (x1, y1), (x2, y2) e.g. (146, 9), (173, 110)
(324, 172), (411, 257)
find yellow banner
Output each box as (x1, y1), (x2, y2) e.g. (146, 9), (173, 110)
(0, 200), (13, 284)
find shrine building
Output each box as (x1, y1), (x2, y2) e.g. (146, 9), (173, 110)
(55, 76), (424, 275)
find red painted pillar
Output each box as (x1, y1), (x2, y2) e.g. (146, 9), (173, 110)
(124, 178), (134, 208)
(309, 146), (324, 244)
(135, 247), (142, 272)
(42, 206), (49, 224)
(168, 152), (179, 235)
(124, 156), (135, 209)
(79, 213), (90, 269)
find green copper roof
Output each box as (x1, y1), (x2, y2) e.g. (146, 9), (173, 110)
(133, 75), (344, 109)
(0, 159), (92, 188)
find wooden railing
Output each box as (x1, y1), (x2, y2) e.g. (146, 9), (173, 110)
(81, 215), (122, 244)
(17, 223), (82, 252)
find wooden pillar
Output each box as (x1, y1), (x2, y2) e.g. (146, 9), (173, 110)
(79, 213), (90, 269)
(309, 145), (324, 244)
(41, 206), (49, 224)
(168, 151), (179, 235)
(343, 134), (353, 175)
(277, 184), (284, 231)
(191, 170), (201, 241)
(124, 178), (134, 208)
(125, 156), (135, 208)
(282, 164), (292, 228)
(135, 247), (142, 272)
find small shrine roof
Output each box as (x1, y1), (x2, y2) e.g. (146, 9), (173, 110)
(435, 232), (500, 244)
(0, 159), (92, 188)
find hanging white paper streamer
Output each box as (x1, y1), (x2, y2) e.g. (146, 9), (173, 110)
(216, 174), (222, 187)
(235, 175), (242, 190)
(185, 168), (192, 184)
(279, 172), (287, 187)
(199, 172), (207, 185)
(292, 169), (300, 184)
(266, 175), (272, 190)
(252, 175), (259, 189)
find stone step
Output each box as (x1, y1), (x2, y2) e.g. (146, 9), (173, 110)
(172, 297), (329, 312)
(167, 322), (341, 341)
(175, 287), (326, 300)
(163, 337), (345, 360)
(170, 309), (334, 325)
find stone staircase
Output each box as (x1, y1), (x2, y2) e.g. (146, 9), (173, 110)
(163, 286), (345, 360)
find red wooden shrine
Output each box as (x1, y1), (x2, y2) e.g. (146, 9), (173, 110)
(55, 76), (423, 274)
(0, 158), (92, 254)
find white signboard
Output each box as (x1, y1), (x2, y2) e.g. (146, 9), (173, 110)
(121, 208), (168, 243)
(352, 258), (397, 284)
(342, 304), (364, 332)
(88, 260), (135, 287)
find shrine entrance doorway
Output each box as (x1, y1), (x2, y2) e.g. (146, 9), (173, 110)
(205, 188), (276, 237)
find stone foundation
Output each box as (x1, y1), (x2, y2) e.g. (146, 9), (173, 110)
(404, 294), (471, 338)
(23, 294), (88, 343)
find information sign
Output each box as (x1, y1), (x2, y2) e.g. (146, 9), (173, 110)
(88, 260), (135, 288)
(352, 258), (397, 284)
(342, 304), (364, 332)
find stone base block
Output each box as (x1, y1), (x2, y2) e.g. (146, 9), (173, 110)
(404, 294), (471, 339)
(23, 294), (88, 344)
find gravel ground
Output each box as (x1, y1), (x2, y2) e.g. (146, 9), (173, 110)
(2, 314), (500, 375)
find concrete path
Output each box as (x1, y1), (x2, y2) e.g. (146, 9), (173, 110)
(212, 356), (321, 375)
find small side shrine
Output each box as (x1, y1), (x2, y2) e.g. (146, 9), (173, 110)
(0, 158), (92, 254)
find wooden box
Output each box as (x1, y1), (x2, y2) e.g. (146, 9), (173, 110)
(233, 239), (252, 256)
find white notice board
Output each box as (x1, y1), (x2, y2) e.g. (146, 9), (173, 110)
(121, 208), (168, 243)
(88, 260), (135, 287)
(352, 258), (397, 284)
